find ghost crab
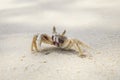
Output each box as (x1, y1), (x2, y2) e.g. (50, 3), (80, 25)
(31, 26), (90, 57)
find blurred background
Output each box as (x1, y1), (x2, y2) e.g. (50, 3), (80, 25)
(0, 0), (120, 50)
(0, 0), (120, 35)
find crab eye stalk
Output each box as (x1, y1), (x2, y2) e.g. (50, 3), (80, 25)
(61, 30), (66, 36)
(53, 26), (57, 34)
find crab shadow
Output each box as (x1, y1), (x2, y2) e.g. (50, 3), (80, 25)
(39, 47), (77, 55)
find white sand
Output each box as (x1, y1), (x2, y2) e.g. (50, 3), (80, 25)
(0, 31), (120, 80)
(0, 0), (120, 80)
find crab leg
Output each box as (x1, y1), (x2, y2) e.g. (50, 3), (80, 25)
(31, 35), (39, 52)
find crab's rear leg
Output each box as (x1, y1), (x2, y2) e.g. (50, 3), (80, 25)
(76, 43), (86, 57)
(74, 41), (86, 57)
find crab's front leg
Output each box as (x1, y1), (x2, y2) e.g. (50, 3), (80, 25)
(38, 37), (44, 51)
(38, 34), (54, 50)
(31, 35), (39, 52)
(31, 34), (47, 52)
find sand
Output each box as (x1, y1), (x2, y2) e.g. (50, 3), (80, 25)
(0, 31), (120, 80)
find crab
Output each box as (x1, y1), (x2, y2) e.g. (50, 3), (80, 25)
(31, 26), (91, 57)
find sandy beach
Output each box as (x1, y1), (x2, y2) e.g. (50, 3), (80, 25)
(0, 0), (120, 80)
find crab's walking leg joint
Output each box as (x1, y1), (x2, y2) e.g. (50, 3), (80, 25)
(31, 35), (39, 52)
(75, 42), (84, 57)
(75, 39), (91, 57)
